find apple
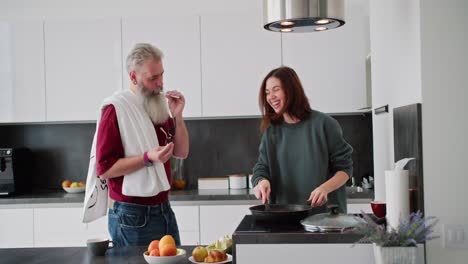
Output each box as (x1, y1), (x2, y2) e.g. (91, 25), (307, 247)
(62, 180), (72, 188)
(70, 182), (80, 188)
(192, 246), (208, 262)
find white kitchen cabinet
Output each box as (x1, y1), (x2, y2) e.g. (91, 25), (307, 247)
(282, 0), (370, 113)
(122, 16), (202, 117)
(86, 215), (110, 240)
(34, 207), (88, 247)
(200, 13), (282, 117)
(236, 244), (425, 264)
(44, 18), (122, 121)
(172, 205), (200, 245)
(0, 208), (34, 248)
(347, 203), (373, 214)
(0, 19), (46, 122)
(199, 204), (252, 245)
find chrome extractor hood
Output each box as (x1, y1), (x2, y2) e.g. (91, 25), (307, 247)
(263, 0), (345, 33)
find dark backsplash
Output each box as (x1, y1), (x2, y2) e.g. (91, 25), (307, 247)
(0, 113), (373, 191)
(0, 123), (96, 190)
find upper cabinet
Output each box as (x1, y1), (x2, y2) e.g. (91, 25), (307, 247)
(0, 19), (46, 122)
(282, 0), (370, 113)
(44, 18), (122, 121)
(1, 0), (370, 123)
(200, 14), (282, 117)
(122, 16), (202, 117)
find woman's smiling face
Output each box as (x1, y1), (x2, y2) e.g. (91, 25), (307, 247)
(265, 77), (286, 113)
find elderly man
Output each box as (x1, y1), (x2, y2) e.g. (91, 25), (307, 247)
(89, 43), (189, 247)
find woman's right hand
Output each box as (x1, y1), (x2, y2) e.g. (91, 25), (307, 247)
(147, 142), (174, 163)
(254, 179), (271, 204)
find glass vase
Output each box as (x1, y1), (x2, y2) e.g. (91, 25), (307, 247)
(171, 158), (186, 190)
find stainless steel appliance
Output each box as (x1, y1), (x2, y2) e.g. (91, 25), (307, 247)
(0, 148), (32, 195)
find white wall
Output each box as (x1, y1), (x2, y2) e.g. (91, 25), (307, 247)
(369, 0), (422, 201)
(420, 0), (468, 263)
(372, 0), (468, 262)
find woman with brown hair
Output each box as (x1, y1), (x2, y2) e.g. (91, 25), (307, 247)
(251, 66), (353, 214)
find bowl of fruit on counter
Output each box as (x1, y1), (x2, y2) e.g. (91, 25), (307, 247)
(143, 235), (186, 264)
(62, 179), (86, 193)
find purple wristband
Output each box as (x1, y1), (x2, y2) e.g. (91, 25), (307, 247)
(143, 151), (153, 167)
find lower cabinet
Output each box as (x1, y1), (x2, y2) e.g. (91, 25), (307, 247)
(172, 205), (200, 245)
(0, 202), (255, 248)
(0, 208), (34, 248)
(86, 214), (110, 240)
(34, 207), (88, 247)
(199, 205), (252, 245)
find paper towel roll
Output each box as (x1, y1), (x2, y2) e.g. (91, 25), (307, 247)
(385, 170), (410, 229)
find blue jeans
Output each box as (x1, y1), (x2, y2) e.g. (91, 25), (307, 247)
(108, 201), (181, 247)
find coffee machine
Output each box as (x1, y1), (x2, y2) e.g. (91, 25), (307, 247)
(0, 148), (32, 195)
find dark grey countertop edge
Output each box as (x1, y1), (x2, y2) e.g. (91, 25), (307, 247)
(233, 232), (364, 244)
(0, 246), (196, 264)
(0, 189), (259, 206)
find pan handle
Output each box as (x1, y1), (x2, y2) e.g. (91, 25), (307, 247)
(265, 198), (270, 211)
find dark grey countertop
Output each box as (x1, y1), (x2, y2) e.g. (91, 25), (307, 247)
(0, 245), (198, 264)
(0, 188), (258, 205)
(0, 187), (373, 206)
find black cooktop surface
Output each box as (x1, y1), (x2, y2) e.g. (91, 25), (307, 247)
(235, 215), (305, 233)
(233, 215), (365, 244)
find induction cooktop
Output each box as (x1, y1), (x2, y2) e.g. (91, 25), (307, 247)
(234, 215), (304, 233)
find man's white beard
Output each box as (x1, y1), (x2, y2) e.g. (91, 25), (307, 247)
(136, 84), (171, 124)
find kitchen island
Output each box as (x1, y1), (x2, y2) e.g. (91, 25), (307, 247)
(0, 245), (198, 264)
(232, 215), (425, 264)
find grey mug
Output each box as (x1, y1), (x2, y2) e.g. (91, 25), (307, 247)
(86, 238), (114, 256)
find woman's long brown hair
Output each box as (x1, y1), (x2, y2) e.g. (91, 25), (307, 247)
(259, 66), (312, 133)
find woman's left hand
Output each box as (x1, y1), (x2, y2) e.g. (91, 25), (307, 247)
(307, 186), (329, 207)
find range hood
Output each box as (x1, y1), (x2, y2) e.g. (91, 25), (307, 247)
(263, 0), (345, 33)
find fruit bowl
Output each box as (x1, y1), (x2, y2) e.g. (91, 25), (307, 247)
(143, 249), (186, 264)
(63, 186), (85, 193)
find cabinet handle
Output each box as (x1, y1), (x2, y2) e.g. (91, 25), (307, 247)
(374, 105), (389, 115)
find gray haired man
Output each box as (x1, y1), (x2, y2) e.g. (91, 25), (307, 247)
(93, 43), (189, 246)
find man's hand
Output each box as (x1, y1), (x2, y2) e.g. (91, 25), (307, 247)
(166, 90), (185, 118)
(254, 179), (271, 204)
(147, 142), (174, 163)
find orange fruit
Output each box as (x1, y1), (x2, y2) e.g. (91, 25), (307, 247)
(158, 235), (176, 251)
(62, 180), (72, 188)
(149, 248), (160, 256)
(148, 240), (160, 252)
(160, 244), (177, 256)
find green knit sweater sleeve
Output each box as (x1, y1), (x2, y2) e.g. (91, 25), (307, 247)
(251, 132), (271, 187)
(324, 115), (354, 178)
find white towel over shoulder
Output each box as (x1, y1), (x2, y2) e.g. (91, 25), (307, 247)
(82, 90), (170, 223)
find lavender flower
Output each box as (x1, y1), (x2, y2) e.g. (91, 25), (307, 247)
(352, 211), (439, 247)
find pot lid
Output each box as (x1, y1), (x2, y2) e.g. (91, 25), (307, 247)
(300, 205), (359, 232)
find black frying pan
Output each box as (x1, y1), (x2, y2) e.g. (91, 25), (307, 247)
(249, 204), (314, 224)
